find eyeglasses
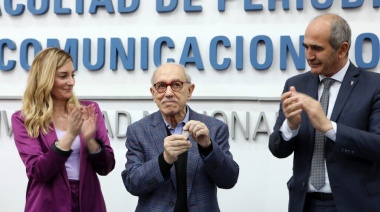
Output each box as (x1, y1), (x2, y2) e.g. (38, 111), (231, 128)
(153, 81), (189, 93)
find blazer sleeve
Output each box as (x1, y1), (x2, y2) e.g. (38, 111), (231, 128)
(11, 111), (69, 182)
(201, 120), (239, 189)
(83, 101), (115, 176)
(121, 122), (166, 196)
(333, 81), (380, 163)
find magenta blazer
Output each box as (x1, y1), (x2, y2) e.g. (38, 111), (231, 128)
(12, 100), (115, 212)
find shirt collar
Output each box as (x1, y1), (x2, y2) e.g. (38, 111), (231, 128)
(319, 60), (349, 83)
(163, 105), (190, 130)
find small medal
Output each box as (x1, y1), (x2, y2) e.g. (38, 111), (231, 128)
(182, 130), (190, 138)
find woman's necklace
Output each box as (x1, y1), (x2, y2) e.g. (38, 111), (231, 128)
(54, 112), (68, 120)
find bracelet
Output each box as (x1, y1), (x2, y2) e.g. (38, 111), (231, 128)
(55, 140), (70, 151)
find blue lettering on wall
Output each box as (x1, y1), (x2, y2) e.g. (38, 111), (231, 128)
(1, 33), (380, 72)
(244, 0), (263, 11)
(4, 0), (25, 16)
(153, 36), (175, 66)
(76, 0), (84, 14)
(268, 0), (290, 11)
(156, 0), (178, 13)
(184, 0), (202, 12)
(1, 0), (380, 16)
(296, 0), (304, 10)
(250, 36), (273, 70)
(54, 0), (71, 14)
(236, 36), (244, 70)
(342, 0), (364, 8)
(218, 0), (226, 12)
(280, 36), (305, 70)
(83, 38), (105, 71)
(375, 0), (380, 7)
(110, 38), (135, 71)
(180, 37), (204, 70)
(311, 0), (333, 10)
(355, 33), (380, 69)
(141, 37), (149, 70)
(210, 36), (231, 70)
(0, 39), (16, 71)
(20, 39), (42, 70)
(63, 39), (79, 70)
(118, 0), (140, 13)
(89, 0), (115, 14)
(28, 0), (49, 15)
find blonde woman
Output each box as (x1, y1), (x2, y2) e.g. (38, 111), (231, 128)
(12, 47), (115, 212)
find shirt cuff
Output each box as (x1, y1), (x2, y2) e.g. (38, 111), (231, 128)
(198, 142), (213, 159)
(279, 120), (299, 141)
(325, 121), (337, 141)
(88, 138), (103, 155)
(51, 141), (72, 157)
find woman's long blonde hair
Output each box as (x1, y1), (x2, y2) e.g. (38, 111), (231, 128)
(21, 47), (80, 138)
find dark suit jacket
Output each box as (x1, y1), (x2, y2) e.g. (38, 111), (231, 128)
(121, 107), (239, 212)
(12, 101), (115, 212)
(269, 63), (380, 212)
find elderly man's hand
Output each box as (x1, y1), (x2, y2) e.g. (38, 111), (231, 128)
(183, 120), (211, 148)
(163, 134), (192, 164)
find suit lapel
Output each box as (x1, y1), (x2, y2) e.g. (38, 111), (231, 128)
(150, 112), (168, 154)
(306, 74), (320, 100)
(186, 109), (200, 198)
(330, 63), (360, 121)
(306, 74), (320, 137)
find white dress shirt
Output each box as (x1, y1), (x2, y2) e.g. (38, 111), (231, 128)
(280, 60), (350, 193)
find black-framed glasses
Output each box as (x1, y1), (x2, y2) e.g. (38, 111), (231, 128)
(153, 81), (189, 93)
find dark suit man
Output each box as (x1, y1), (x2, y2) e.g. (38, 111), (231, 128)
(121, 63), (239, 211)
(269, 13), (380, 212)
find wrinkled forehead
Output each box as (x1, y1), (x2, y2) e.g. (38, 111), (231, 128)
(153, 64), (186, 82)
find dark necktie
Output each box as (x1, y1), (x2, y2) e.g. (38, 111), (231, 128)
(165, 126), (188, 212)
(310, 78), (334, 190)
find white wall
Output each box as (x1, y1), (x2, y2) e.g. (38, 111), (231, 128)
(1, 1), (379, 211)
